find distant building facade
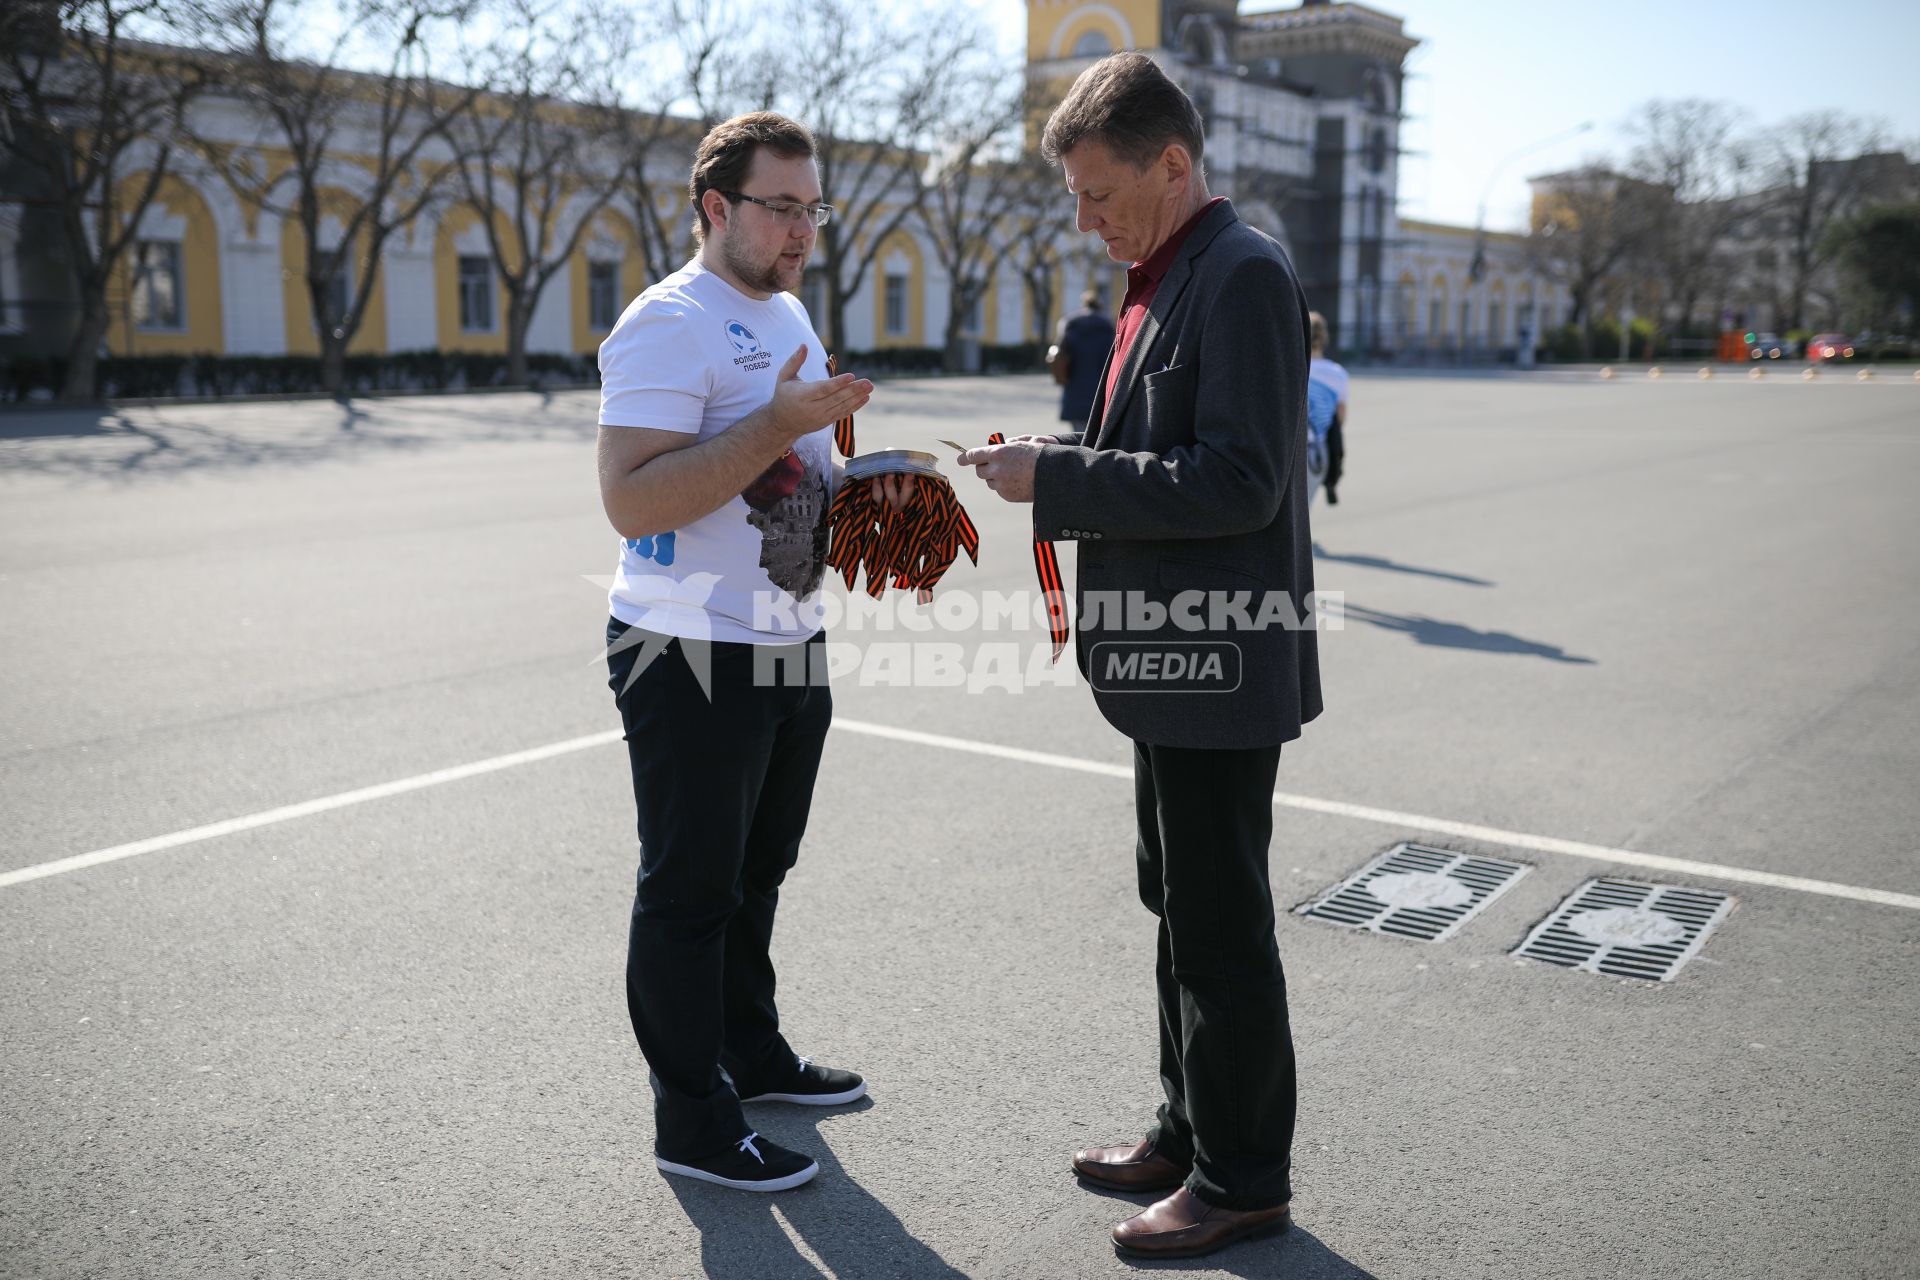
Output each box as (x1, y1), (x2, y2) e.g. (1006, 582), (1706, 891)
(4, 1), (1571, 373)
(1026, 0), (1563, 361)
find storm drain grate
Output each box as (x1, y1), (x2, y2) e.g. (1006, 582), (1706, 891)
(1294, 842), (1529, 943)
(1513, 878), (1734, 981)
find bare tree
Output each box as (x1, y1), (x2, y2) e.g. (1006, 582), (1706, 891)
(447, 0), (621, 384)
(916, 60), (1025, 369)
(198, 0), (477, 396)
(1006, 142), (1068, 343)
(757, 0), (998, 354)
(1624, 98), (1755, 335)
(1, 0), (206, 401)
(592, 0), (755, 286)
(1760, 111), (1893, 330)
(1529, 162), (1663, 354)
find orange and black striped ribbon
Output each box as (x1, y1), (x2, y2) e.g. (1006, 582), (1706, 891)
(824, 475), (980, 603)
(826, 354), (856, 458)
(987, 432), (1068, 663)
(819, 354), (1000, 612)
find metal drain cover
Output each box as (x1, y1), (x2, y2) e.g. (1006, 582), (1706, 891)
(1295, 842), (1529, 942)
(1513, 878), (1734, 981)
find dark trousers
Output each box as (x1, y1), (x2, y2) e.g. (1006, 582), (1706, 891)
(1133, 739), (1296, 1211)
(605, 619), (831, 1160)
(1324, 420), (1344, 496)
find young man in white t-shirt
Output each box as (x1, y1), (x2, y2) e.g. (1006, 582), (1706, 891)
(595, 112), (911, 1194)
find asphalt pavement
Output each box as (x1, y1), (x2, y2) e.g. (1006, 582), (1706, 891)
(2, 369), (1917, 1279)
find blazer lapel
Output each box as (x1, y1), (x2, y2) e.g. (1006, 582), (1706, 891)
(1093, 255), (1196, 451)
(1091, 201), (1237, 451)
(1081, 343), (1117, 438)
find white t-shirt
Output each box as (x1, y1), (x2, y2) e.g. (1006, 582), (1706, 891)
(1306, 357), (1349, 447)
(598, 258), (835, 645)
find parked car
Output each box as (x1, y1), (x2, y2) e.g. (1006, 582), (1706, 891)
(1855, 333), (1913, 358)
(1808, 333), (1856, 362)
(1746, 332), (1786, 360)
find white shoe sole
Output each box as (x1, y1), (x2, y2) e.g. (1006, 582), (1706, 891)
(654, 1156), (819, 1192)
(741, 1081), (868, 1106)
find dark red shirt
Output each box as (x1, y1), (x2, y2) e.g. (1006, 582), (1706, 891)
(1103, 197), (1226, 412)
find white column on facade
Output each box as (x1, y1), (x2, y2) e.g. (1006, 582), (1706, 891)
(383, 218), (437, 352)
(843, 265), (876, 351)
(1334, 106), (1361, 350)
(190, 167), (287, 357)
(996, 262), (1024, 343)
(923, 246), (950, 348)
(526, 269), (570, 353)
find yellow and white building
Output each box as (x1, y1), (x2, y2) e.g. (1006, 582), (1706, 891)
(10, 0), (1560, 369)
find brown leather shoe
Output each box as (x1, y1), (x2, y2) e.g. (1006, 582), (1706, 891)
(1110, 1186), (1291, 1259)
(1071, 1138), (1191, 1192)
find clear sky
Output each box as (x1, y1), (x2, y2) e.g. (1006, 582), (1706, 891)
(974, 0), (1920, 230)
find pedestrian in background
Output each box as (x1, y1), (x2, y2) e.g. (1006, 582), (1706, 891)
(1053, 289), (1115, 430)
(1306, 311), (1348, 505)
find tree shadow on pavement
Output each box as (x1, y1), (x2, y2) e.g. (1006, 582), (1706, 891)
(663, 1098), (971, 1280)
(1312, 541), (1495, 588)
(0, 399), (596, 481)
(1341, 602), (1596, 664)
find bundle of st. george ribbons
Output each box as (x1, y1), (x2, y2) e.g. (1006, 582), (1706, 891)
(820, 354), (982, 604)
(820, 360), (1064, 661)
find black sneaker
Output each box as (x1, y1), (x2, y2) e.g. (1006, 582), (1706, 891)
(739, 1053), (867, 1106)
(655, 1131), (819, 1192)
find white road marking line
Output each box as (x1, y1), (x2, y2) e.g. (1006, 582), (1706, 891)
(829, 719), (1920, 912)
(0, 730), (624, 890)
(6, 718), (1916, 913)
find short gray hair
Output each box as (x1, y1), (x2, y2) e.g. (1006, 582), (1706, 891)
(1040, 52), (1206, 171)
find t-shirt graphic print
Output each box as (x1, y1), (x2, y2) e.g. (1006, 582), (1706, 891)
(741, 439), (829, 599)
(598, 259), (836, 645)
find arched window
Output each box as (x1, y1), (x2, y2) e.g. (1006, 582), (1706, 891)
(1072, 29), (1113, 57)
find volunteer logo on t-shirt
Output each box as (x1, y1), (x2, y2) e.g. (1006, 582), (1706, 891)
(725, 320), (761, 353)
(726, 319), (773, 371)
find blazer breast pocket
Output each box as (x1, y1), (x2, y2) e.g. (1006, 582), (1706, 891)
(1140, 362), (1196, 438)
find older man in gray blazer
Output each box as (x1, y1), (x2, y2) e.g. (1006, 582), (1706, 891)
(961, 52), (1322, 1262)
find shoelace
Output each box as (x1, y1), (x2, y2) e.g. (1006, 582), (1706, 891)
(737, 1132), (765, 1164)
(795, 1054), (812, 1072)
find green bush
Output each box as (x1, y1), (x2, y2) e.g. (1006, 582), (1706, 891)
(835, 342), (1046, 376)
(984, 341), (1046, 373)
(1543, 324), (1585, 362)
(838, 346), (944, 375)
(0, 342), (1058, 403)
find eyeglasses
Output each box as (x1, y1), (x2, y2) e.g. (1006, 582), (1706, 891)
(720, 191), (834, 228)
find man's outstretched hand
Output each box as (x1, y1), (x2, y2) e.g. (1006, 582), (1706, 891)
(767, 344), (873, 443)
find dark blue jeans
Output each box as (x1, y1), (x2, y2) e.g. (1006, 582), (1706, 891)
(605, 619), (831, 1160)
(1134, 739), (1296, 1211)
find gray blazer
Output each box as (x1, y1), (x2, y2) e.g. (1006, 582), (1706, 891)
(1032, 199), (1323, 749)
